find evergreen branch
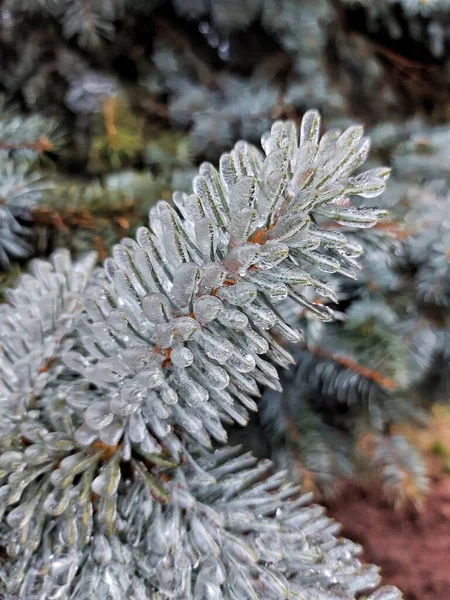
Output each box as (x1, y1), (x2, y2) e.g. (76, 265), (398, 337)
(0, 112), (400, 599)
(308, 345), (398, 391)
(61, 111), (389, 461)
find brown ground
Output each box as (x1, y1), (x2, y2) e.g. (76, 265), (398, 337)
(327, 470), (450, 600)
(327, 410), (450, 600)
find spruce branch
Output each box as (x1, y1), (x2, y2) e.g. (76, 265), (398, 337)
(0, 416), (401, 599)
(0, 104), (60, 268)
(0, 249), (97, 430)
(0, 113), (401, 599)
(62, 111), (389, 462)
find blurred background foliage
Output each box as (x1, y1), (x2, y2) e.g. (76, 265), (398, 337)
(0, 0), (449, 501)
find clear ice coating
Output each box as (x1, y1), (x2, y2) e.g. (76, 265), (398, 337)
(0, 436), (399, 600)
(60, 112), (389, 460)
(0, 249), (97, 442)
(0, 113), (397, 599)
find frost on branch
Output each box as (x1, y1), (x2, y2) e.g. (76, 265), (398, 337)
(0, 112), (400, 599)
(0, 435), (400, 600)
(0, 103), (59, 268)
(0, 249), (97, 442)
(64, 111), (389, 460)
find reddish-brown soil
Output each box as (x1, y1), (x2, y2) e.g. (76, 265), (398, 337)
(327, 468), (450, 600)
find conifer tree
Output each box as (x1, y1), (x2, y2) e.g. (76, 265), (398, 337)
(1, 1), (450, 596)
(0, 112), (402, 599)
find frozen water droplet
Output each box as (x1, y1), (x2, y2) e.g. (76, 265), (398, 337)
(193, 295), (223, 324)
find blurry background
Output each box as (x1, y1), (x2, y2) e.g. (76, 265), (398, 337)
(0, 1), (449, 598)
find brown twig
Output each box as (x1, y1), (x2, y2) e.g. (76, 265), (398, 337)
(0, 136), (53, 153)
(368, 41), (433, 72)
(309, 346), (398, 391)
